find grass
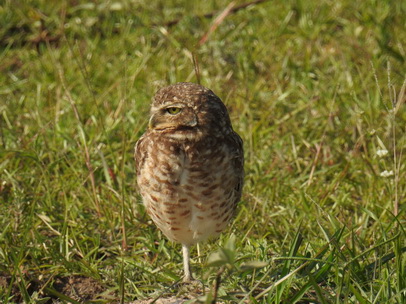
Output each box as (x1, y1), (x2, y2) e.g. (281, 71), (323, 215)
(0, 0), (405, 303)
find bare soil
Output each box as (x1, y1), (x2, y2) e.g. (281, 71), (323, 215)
(0, 273), (106, 303)
(129, 297), (189, 304)
(0, 273), (203, 303)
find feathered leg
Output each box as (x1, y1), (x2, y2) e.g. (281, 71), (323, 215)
(182, 244), (193, 283)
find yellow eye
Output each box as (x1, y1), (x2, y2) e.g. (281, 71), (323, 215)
(166, 107), (182, 115)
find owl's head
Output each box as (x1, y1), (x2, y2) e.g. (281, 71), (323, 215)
(148, 82), (232, 137)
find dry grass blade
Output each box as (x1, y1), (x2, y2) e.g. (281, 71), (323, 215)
(199, 2), (236, 45)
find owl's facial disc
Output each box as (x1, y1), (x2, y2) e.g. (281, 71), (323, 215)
(149, 103), (198, 130)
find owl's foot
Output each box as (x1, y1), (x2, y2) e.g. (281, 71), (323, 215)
(177, 277), (204, 295)
(182, 274), (194, 283)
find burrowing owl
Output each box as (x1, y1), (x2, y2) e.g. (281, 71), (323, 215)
(134, 82), (244, 282)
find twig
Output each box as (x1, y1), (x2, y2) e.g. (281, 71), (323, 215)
(159, 0), (270, 28)
(199, 2), (236, 45)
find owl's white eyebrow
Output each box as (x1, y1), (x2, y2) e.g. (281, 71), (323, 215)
(162, 103), (185, 108)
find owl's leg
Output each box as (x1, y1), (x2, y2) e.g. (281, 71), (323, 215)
(182, 244), (193, 283)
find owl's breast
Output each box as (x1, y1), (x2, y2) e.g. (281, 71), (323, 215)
(137, 135), (242, 245)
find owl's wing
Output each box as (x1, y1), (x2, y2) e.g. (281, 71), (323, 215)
(230, 131), (244, 205)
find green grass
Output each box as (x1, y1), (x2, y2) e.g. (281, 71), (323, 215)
(0, 0), (405, 303)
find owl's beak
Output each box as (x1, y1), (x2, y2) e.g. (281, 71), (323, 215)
(148, 114), (161, 129)
(148, 114), (179, 130)
(148, 115), (156, 129)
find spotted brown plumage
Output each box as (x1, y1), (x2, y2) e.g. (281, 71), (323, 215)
(134, 82), (244, 282)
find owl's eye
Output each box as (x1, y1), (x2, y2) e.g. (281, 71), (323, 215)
(166, 107), (182, 115)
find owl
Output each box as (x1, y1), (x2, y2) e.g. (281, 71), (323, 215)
(134, 82), (244, 282)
